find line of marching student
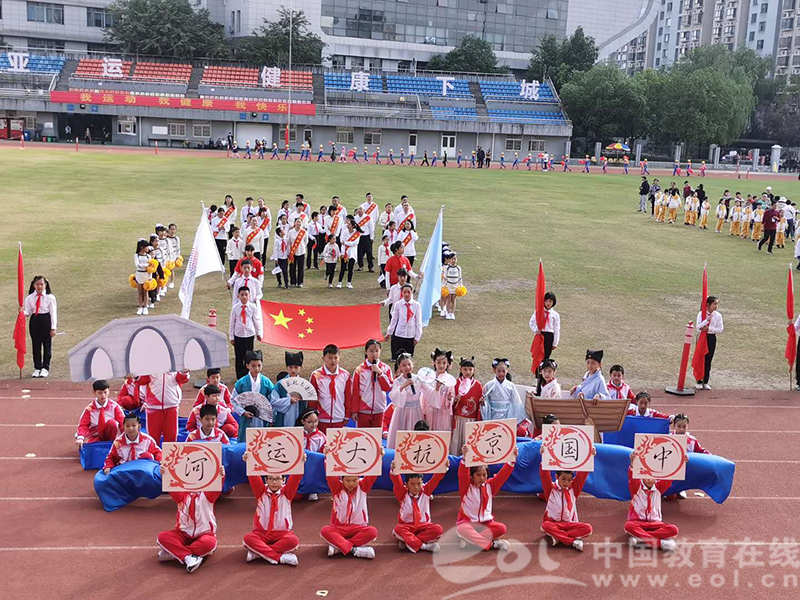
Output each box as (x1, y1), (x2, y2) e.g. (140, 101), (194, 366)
(75, 335), (712, 572)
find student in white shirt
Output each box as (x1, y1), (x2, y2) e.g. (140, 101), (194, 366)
(337, 217), (362, 289)
(382, 269), (411, 315)
(696, 295), (723, 390)
(288, 202), (310, 230)
(240, 196), (258, 228)
(378, 234), (391, 288)
(271, 227), (290, 289)
(307, 211), (323, 270)
(287, 218), (308, 288)
(256, 204), (272, 259)
(354, 206), (375, 272)
(211, 207), (228, 265)
(243, 215), (264, 262)
(229, 287), (263, 380)
(393, 196), (416, 230)
(22, 275), (57, 378)
(399, 221), (419, 266)
(226, 227), (245, 276)
(386, 285), (422, 360)
(378, 202), (394, 234)
(322, 235), (341, 289)
(529, 292), (561, 361)
(166, 223), (180, 289)
(228, 260), (263, 302)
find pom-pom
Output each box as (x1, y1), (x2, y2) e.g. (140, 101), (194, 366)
(146, 259), (158, 274)
(157, 277), (167, 288)
(128, 274), (137, 289)
(165, 261), (175, 271)
(455, 286), (467, 297)
(144, 279), (157, 291)
(162, 268), (172, 280)
(440, 286), (450, 298)
(175, 255), (184, 268)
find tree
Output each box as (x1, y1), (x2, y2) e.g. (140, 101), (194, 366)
(527, 27), (598, 88)
(235, 8), (324, 66)
(751, 86), (800, 146)
(426, 35), (503, 73)
(560, 64), (646, 147)
(105, 0), (229, 59)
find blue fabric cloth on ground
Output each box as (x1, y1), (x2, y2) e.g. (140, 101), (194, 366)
(80, 417), (190, 470)
(603, 415), (670, 447)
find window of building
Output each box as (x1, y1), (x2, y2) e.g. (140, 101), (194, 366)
(793, 54), (800, 65)
(784, 0), (796, 9)
(87, 42), (118, 53)
(87, 7), (113, 27)
(546, 8), (558, 18)
(726, 7), (737, 17)
(666, 17), (672, 25)
(749, 30), (756, 40)
(118, 115), (136, 136)
(724, 25), (735, 34)
(27, 37), (64, 51)
(779, 36), (792, 48)
(778, 55), (790, 65)
(363, 128), (382, 145)
(192, 122), (211, 138)
(658, 42), (662, 50)
(528, 139), (545, 153)
(757, 39), (765, 48)
(229, 11), (235, 34)
(336, 128), (354, 144)
(761, 3), (769, 12)
(665, 32), (671, 41)
(658, 26), (663, 35)
(168, 122), (186, 137)
(684, 14), (692, 25)
(236, 10), (241, 33)
(759, 21), (766, 31)
(751, 13), (757, 22)
(692, 29), (700, 39)
(280, 124), (297, 143)
(683, 0), (691, 8)
(668, 1), (674, 9)
(782, 17), (795, 29)
(17, 113), (36, 129)
(660, 10), (665, 19)
(714, 9), (722, 18)
(505, 138), (522, 151)
(27, 2), (63, 24)
(656, 57), (661, 66)
(796, 35), (800, 46)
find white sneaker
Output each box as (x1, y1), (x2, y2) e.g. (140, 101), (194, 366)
(439, 309), (446, 317)
(447, 313), (455, 320)
(279, 553), (298, 566)
(155, 295), (161, 302)
(307, 493), (319, 501)
(184, 555), (204, 573)
(703, 384), (712, 390)
(246, 550), (259, 562)
(434, 303), (440, 310)
(346, 283), (353, 289)
(39, 369), (49, 378)
(353, 546), (375, 559)
(157, 549), (174, 562)
(336, 282), (342, 289)
(298, 284), (304, 288)
(327, 545), (338, 556)
(148, 302), (155, 308)
(572, 540), (584, 552)
(421, 542), (440, 553)
(678, 490), (688, 499)
(328, 284), (333, 289)
(168, 282), (175, 289)
(695, 382), (704, 390)
(143, 308), (149, 315)
(136, 307), (143, 315)
(628, 536), (642, 547)
(32, 370), (41, 378)
(492, 539), (511, 551)
(661, 539), (677, 552)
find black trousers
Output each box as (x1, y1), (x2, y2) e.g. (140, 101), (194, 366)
(30, 313), (52, 370)
(276, 258), (289, 287)
(290, 257), (305, 286)
(379, 264), (386, 288)
(542, 331), (554, 360)
(758, 229), (777, 252)
(306, 238), (317, 269)
(233, 335), (254, 380)
(339, 258), (355, 283)
(407, 256), (415, 267)
(390, 335), (415, 360)
(228, 259), (238, 277)
(262, 237), (269, 261)
(699, 333), (717, 384)
(325, 262), (337, 284)
(357, 236), (374, 270)
(215, 239), (227, 265)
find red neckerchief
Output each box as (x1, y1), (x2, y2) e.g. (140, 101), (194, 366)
(35, 293), (42, 314)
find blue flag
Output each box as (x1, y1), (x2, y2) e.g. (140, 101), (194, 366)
(418, 207), (443, 327)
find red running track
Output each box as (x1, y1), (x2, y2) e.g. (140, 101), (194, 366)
(2, 380), (800, 600)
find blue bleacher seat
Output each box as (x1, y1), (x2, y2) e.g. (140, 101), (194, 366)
(324, 72), (382, 92)
(487, 109), (567, 124)
(479, 80), (556, 102)
(430, 106), (478, 121)
(386, 75), (472, 98)
(0, 54), (65, 74)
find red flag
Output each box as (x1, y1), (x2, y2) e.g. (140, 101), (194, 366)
(260, 301), (383, 351)
(690, 265), (709, 383)
(530, 260), (547, 373)
(786, 266), (797, 368)
(13, 243), (26, 370)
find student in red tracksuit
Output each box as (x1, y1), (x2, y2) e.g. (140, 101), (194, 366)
(624, 453), (684, 551)
(139, 370), (190, 444)
(607, 365), (636, 400)
(390, 460), (446, 553)
(186, 384), (239, 439)
(193, 368), (233, 410)
(538, 445), (596, 552)
(626, 391), (671, 419)
(309, 344), (352, 433)
(241, 452), (306, 565)
(350, 338), (393, 428)
(186, 405), (232, 444)
(75, 380), (124, 447)
(116, 375), (145, 412)
(455, 445), (518, 551)
(103, 414), (162, 474)
(320, 447), (384, 559)
(156, 467), (226, 572)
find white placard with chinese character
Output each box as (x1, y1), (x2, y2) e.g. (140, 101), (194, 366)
(325, 428), (383, 476)
(246, 427), (305, 476)
(161, 442), (223, 492)
(394, 430), (451, 474)
(632, 433), (687, 481)
(541, 424), (595, 472)
(463, 418), (517, 467)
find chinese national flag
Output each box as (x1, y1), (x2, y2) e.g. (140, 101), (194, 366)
(690, 265), (709, 383)
(260, 301), (383, 351)
(13, 243), (26, 370)
(786, 266), (797, 369)
(530, 260), (546, 373)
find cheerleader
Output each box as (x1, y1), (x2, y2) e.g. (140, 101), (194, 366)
(729, 200), (742, 236)
(22, 275), (57, 378)
(714, 199), (726, 233)
(400, 221), (419, 267)
(698, 197), (710, 229)
(450, 358), (483, 455)
(752, 203), (765, 242)
(777, 211), (787, 248)
(667, 193), (681, 224)
(741, 202), (753, 240)
(166, 223), (180, 289)
(481, 359), (526, 435)
(133, 239), (152, 315)
(153, 226), (168, 299)
(386, 353), (424, 449)
(420, 348), (455, 432)
(441, 252), (463, 321)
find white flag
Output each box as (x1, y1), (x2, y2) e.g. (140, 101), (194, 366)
(179, 203), (224, 319)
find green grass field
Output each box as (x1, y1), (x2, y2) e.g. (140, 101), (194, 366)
(2, 146), (800, 390)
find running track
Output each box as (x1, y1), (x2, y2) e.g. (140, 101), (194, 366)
(2, 379), (799, 599)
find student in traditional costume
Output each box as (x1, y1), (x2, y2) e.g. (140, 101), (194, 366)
(270, 351), (306, 428)
(450, 357), (483, 455)
(420, 348), (455, 431)
(537, 359), (562, 398)
(570, 350), (609, 401)
(481, 358), (527, 436)
(386, 353), (424, 449)
(232, 350), (276, 440)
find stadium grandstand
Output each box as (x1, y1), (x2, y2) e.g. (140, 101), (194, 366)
(0, 52), (571, 157)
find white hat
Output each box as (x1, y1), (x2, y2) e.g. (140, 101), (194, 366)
(766, 186), (773, 191)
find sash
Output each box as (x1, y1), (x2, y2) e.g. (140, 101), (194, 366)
(357, 214), (371, 229)
(217, 205), (235, 232)
(345, 230), (360, 244)
(330, 207), (344, 236)
(245, 227), (261, 245)
(288, 229), (307, 263)
(364, 202), (378, 218)
(258, 214), (271, 232)
(402, 231), (414, 247)
(398, 211), (415, 230)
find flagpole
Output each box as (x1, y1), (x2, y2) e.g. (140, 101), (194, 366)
(791, 263), (794, 392)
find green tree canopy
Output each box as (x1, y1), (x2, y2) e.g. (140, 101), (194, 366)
(425, 35), (504, 73)
(527, 27), (598, 88)
(234, 8), (324, 66)
(105, 0), (229, 58)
